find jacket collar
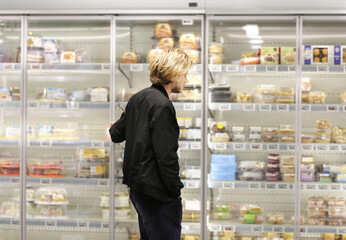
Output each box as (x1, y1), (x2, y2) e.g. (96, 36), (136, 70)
(151, 84), (169, 99)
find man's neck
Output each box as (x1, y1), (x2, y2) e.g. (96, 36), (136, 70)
(163, 83), (172, 96)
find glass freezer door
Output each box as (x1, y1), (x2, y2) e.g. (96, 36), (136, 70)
(25, 17), (112, 240)
(206, 16), (298, 240)
(0, 17), (22, 240)
(114, 16), (204, 240)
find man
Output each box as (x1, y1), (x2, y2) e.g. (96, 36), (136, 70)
(109, 48), (193, 240)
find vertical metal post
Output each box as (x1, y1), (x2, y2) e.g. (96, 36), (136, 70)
(109, 16), (116, 240)
(294, 15), (303, 240)
(20, 15), (28, 240)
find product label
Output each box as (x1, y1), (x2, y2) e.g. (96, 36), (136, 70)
(45, 220), (57, 227)
(278, 183), (289, 190)
(301, 105), (311, 111)
(219, 103), (231, 111)
(252, 226), (263, 232)
(245, 65), (256, 72)
(130, 64), (143, 72)
(266, 183), (277, 190)
(250, 143), (262, 150)
(223, 225), (236, 232)
(40, 178), (52, 185)
(268, 144), (279, 150)
(266, 65), (278, 72)
(214, 143), (227, 150)
(78, 222), (89, 228)
(209, 65), (222, 72)
(249, 183), (261, 189)
(243, 104), (256, 111)
(304, 45), (311, 65)
(3, 63), (15, 70)
(190, 142), (201, 150)
(334, 45), (341, 65)
(302, 144), (313, 151)
(327, 105), (339, 112)
(260, 104), (271, 111)
(277, 104), (289, 111)
(183, 104), (196, 111)
(226, 65), (238, 72)
(234, 143), (245, 150)
(222, 182), (235, 189)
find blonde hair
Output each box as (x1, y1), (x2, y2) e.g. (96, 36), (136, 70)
(149, 48), (193, 85)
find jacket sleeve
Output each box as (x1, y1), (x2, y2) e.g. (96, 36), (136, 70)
(109, 112), (126, 143)
(150, 104), (184, 199)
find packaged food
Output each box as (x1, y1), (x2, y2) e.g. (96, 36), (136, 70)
(266, 172), (280, 181)
(179, 34), (197, 50)
(301, 91), (310, 103)
(336, 174), (346, 183)
(317, 173), (332, 183)
(238, 171), (263, 181)
(280, 47), (296, 65)
(215, 203), (237, 213)
(312, 46), (330, 64)
(307, 207), (326, 217)
(158, 38), (174, 50)
(249, 126), (262, 134)
(279, 135), (295, 143)
(209, 42), (224, 54)
(102, 206), (131, 220)
(210, 121), (227, 132)
(276, 95), (294, 103)
(36, 204), (66, 218)
(301, 164), (315, 173)
(210, 132), (230, 142)
(279, 125), (295, 134)
(307, 217), (326, 225)
(28, 162), (66, 177)
(253, 94), (276, 103)
(328, 206), (346, 218)
(60, 50), (76, 63)
(238, 161), (265, 172)
(283, 173), (295, 182)
(267, 154), (280, 164)
(316, 120), (331, 129)
(240, 51), (260, 65)
(27, 32), (44, 48)
(315, 129), (331, 137)
(232, 134), (246, 142)
(309, 91), (326, 104)
(209, 54), (224, 64)
(281, 156), (295, 165)
(90, 87), (108, 102)
(260, 47), (280, 65)
(232, 92), (252, 103)
(155, 23), (172, 38)
(277, 87), (295, 96)
(301, 173), (314, 182)
(212, 211), (233, 220)
(13, 187), (36, 202)
(183, 49), (199, 64)
(232, 126), (245, 134)
(328, 218), (344, 226)
(256, 84), (277, 95)
(262, 135), (278, 143)
(121, 52), (138, 63)
(0, 201), (34, 217)
(281, 165), (295, 174)
(185, 75), (202, 88)
(314, 136), (331, 143)
(262, 127), (279, 136)
(307, 196), (325, 207)
(148, 49), (163, 63)
(240, 204), (263, 215)
(180, 166), (200, 179)
(266, 164), (280, 173)
(248, 134), (261, 142)
(240, 214), (263, 224)
(301, 134), (314, 143)
(43, 39), (58, 53)
(340, 91), (346, 103)
(266, 212), (285, 224)
(327, 197), (345, 207)
(209, 91), (232, 102)
(301, 78), (312, 91)
(35, 187), (68, 203)
(0, 87), (12, 101)
(301, 156), (314, 164)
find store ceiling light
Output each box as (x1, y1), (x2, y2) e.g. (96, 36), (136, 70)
(242, 24), (259, 38)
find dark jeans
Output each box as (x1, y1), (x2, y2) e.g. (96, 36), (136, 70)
(130, 189), (182, 240)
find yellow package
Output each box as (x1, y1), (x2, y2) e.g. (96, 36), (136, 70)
(283, 233), (294, 239)
(323, 233), (335, 240)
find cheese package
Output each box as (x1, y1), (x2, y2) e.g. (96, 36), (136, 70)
(121, 52), (138, 64)
(155, 23), (172, 38)
(90, 87), (108, 102)
(183, 49), (198, 64)
(148, 49), (163, 63)
(280, 47), (296, 65)
(240, 51), (260, 65)
(179, 34), (197, 49)
(260, 47), (280, 64)
(60, 50), (76, 63)
(158, 38), (174, 50)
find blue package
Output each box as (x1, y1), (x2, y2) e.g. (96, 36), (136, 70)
(210, 163), (237, 173)
(210, 172), (236, 181)
(304, 45), (311, 65)
(334, 45), (341, 65)
(211, 154), (236, 164)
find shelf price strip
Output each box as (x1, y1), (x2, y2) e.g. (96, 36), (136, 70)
(219, 103), (231, 111)
(98, 179), (109, 186)
(223, 225), (236, 232)
(278, 183), (289, 190)
(209, 65), (222, 72)
(331, 185), (341, 191)
(249, 183), (261, 189)
(243, 104), (256, 111)
(222, 182), (235, 189)
(337, 228), (346, 234)
(273, 226), (285, 233)
(190, 142), (201, 150)
(209, 225), (222, 232)
(10, 178), (20, 184)
(130, 64), (143, 72)
(266, 65), (278, 72)
(327, 105), (339, 112)
(3, 63), (15, 70)
(40, 178), (52, 185)
(102, 222), (109, 229)
(266, 183), (277, 190)
(318, 184), (329, 190)
(11, 219), (20, 225)
(183, 104), (196, 111)
(267, 144), (279, 150)
(252, 226), (264, 233)
(78, 222), (89, 228)
(288, 65), (296, 72)
(260, 104), (271, 111)
(277, 104), (289, 111)
(245, 65), (256, 72)
(45, 220), (57, 227)
(226, 65), (238, 72)
(306, 184), (316, 190)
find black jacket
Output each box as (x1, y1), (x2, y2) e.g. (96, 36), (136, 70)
(109, 84), (184, 202)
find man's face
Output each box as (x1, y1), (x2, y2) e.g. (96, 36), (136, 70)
(171, 72), (188, 93)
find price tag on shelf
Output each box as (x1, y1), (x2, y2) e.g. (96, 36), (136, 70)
(102, 222), (109, 229)
(28, 101), (39, 109)
(11, 219), (20, 225)
(223, 225), (236, 232)
(67, 102), (79, 109)
(209, 225), (222, 232)
(288, 65), (296, 72)
(316, 145), (327, 151)
(191, 142), (201, 150)
(214, 143), (227, 150)
(317, 66), (329, 72)
(252, 226), (264, 233)
(329, 145), (340, 151)
(209, 65), (222, 72)
(45, 220), (57, 227)
(78, 222), (89, 228)
(222, 182), (235, 189)
(130, 64), (143, 72)
(277, 104), (289, 111)
(226, 65), (238, 72)
(302, 144), (313, 151)
(186, 181), (199, 188)
(182, 19), (194, 25)
(343, 185), (346, 191)
(337, 228), (346, 234)
(3, 63), (15, 70)
(250, 143), (262, 150)
(300, 227), (308, 233)
(266, 183), (277, 190)
(327, 105), (339, 112)
(301, 105), (311, 111)
(260, 104), (271, 111)
(40, 140), (52, 147)
(331, 185), (341, 191)
(98, 179), (109, 186)
(245, 65), (256, 72)
(183, 104), (196, 111)
(40, 178), (52, 185)
(181, 224), (190, 230)
(234, 143), (245, 150)
(288, 144), (296, 151)
(92, 141), (104, 148)
(179, 142), (189, 150)
(29, 63), (42, 70)
(273, 226), (284, 233)
(268, 144), (279, 150)
(189, 65), (197, 72)
(249, 183), (261, 189)
(278, 183), (289, 190)
(243, 104), (256, 111)
(219, 103), (231, 111)
(306, 184), (316, 190)
(318, 184), (329, 190)
(343, 105), (346, 112)
(342, 145), (346, 152)
(10, 178), (20, 184)
(300, 184), (305, 190)
(266, 65), (278, 72)
(101, 64), (110, 70)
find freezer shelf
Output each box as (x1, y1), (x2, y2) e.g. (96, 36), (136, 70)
(118, 101), (202, 111)
(120, 63), (202, 73)
(208, 178), (294, 190)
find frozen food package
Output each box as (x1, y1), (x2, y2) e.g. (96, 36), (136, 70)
(341, 91), (346, 103)
(301, 164), (315, 173)
(309, 91), (326, 104)
(60, 50), (76, 63)
(301, 134), (314, 143)
(232, 134), (246, 142)
(121, 52), (138, 63)
(253, 94), (276, 103)
(262, 127), (279, 136)
(266, 172), (280, 181)
(158, 38), (174, 50)
(327, 197), (345, 206)
(314, 136), (331, 143)
(277, 87), (295, 96)
(281, 165), (295, 174)
(237, 171), (264, 181)
(148, 49), (163, 63)
(155, 23), (172, 38)
(276, 95), (294, 103)
(280, 47), (296, 65)
(232, 92), (252, 103)
(183, 49), (199, 64)
(90, 87), (108, 102)
(0, 87), (12, 101)
(315, 129), (331, 137)
(312, 46), (330, 64)
(209, 42), (224, 54)
(301, 78), (312, 91)
(179, 34), (197, 50)
(240, 51), (260, 65)
(262, 135), (278, 143)
(282, 173), (295, 182)
(43, 39), (59, 53)
(240, 204), (263, 215)
(210, 132), (230, 142)
(279, 125), (295, 134)
(316, 120), (331, 129)
(27, 32), (44, 48)
(279, 135), (295, 143)
(210, 121), (227, 132)
(307, 196), (325, 207)
(266, 212), (285, 224)
(209, 54), (224, 64)
(248, 134), (261, 142)
(260, 47), (280, 65)
(301, 173), (314, 182)
(301, 156), (314, 164)
(256, 84), (277, 94)
(301, 91), (310, 103)
(238, 161), (265, 172)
